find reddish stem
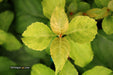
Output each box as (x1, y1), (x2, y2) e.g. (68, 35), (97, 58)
(59, 34), (62, 38)
(107, 9), (110, 12)
(83, 13), (87, 16)
(70, 12), (73, 15)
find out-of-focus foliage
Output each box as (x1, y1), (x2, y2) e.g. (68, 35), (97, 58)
(0, 57), (16, 75)
(12, 0), (49, 34)
(0, 11), (14, 31)
(0, 29), (22, 51)
(83, 66), (113, 75)
(91, 30), (113, 70)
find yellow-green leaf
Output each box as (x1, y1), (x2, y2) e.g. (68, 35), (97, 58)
(22, 22), (54, 51)
(31, 64), (55, 75)
(108, 0), (113, 11)
(86, 8), (110, 20)
(59, 60), (78, 75)
(69, 37), (93, 67)
(67, 16), (97, 43)
(50, 7), (69, 35)
(102, 16), (113, 35)
(50, 37), (70, 74)
(42, 0), (65, 19)
(82, 66), (113, 75)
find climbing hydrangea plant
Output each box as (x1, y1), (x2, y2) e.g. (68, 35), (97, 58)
(1, 0), (113, 75)
(22, 5), (97, 74)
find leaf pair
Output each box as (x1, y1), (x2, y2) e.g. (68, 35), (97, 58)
(22, 6), (97, 74)
(31, 62), (113, 75)
(31, 60), (78, 75)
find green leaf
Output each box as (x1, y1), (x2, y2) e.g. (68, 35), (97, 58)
(42, 0), (65, 19)
(67, 0), (78, 14)
(31, 64), (55, 75)
(59, 60), (78, 75)
(22, 22), (54, 51)
(15, 13), (48, 34)
(0, 57), (16, 75)
(67, 16), (97, 43)
(86, 8), (110, 20)
(68, 37), (93, 67)
(12, 0), (44, 18)
(50, 37), (70, 74)
(82, 66), (113, 75)
(102, 16), (113, 35)
(94, 0), (110, 8)
(2, 33), (22, 51)
(108, 0), (113, 12)
(50, 7), (69, 35)
(78, 2), (90, 12)
(91, 30), (113, 70)
(0, 29), (7, 45)
(0, 29), (22, 51)
(0, 11), (14, 31)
